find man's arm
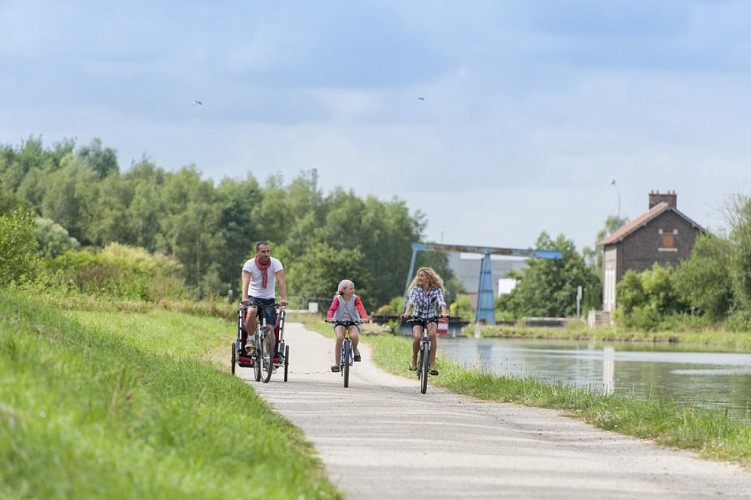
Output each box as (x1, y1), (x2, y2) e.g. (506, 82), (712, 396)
(241, 270), (250, 304)
(275, 269), (288, 306)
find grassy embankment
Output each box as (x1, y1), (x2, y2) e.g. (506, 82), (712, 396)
(308, 321), (751, 467)
(0, 289), (340, 499)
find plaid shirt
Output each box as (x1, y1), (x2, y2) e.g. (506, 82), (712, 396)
(407, 286), (446, 318)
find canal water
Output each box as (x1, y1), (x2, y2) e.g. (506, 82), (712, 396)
(438, 336), (751, 419)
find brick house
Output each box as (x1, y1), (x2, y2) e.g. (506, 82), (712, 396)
(600, 191), (704, 312)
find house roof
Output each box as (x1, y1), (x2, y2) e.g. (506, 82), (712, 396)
(599, 202), (704, 246)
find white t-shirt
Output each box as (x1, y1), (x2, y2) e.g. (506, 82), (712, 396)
(242, 257), (284, 299)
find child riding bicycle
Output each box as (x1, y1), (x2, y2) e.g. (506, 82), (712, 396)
(326, 279), (368, 372)
(402, 267), (448, 376)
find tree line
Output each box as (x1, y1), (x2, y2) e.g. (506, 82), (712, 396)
(0, 137), (463, 311)
(9, 136), (748, 329)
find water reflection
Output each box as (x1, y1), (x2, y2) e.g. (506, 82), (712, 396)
(603, 346), (614, 396)
(440, 337), (751, 419)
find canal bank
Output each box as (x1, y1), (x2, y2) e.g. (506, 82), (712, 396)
(439, 336), (751, 419)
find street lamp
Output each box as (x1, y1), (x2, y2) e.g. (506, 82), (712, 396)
(610, 179), (621, 221)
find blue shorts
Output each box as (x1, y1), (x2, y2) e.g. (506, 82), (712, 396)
(248, 296), (278, 326)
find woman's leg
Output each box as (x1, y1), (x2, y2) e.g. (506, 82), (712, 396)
(411, 326), (422, 368)
(428, 322), (438, 368)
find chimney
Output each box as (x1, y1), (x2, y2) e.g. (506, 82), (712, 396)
(648, 190), (677, 210)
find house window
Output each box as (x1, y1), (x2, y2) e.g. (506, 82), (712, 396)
(658, 229), (678, 252)
(662, 231), (673, 248)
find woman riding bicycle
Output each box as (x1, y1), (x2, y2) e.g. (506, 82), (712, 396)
(326, 279), (368, 372)
(403, 267), (448, 376)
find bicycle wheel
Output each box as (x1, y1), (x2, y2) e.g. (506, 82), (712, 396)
(253, 333), (262, 382)
(420, 342), (429, 394)
(417, 342), (425, 379)
(261, 328), (275, 383)
(283, 344), (289, 382)
(231, 342), (236, 375)
(342, 339), (351, 388)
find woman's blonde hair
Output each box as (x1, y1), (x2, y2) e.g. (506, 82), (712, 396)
(409, 267), (444, 292)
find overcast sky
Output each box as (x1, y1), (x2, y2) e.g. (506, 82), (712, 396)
(2, 0), (750, 251)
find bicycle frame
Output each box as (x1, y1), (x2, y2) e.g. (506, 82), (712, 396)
(250, 302), (282, 384)
(406, 317), (435, 394)
(232, 303), (288, 382)
(333, 320), (358, 388)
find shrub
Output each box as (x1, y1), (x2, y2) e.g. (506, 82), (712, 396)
(45, 243), (187, 301)
(0, 207), (40, 285)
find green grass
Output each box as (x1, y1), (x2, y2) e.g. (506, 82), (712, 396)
(0, 289), (340, 499)
(364, 331), (751, 467)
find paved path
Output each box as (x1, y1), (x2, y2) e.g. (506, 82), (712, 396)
(239, 323), (751, 499)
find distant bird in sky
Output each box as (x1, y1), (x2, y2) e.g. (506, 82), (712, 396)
(193, 100), (203, 106)
(418, 97), (425, 101)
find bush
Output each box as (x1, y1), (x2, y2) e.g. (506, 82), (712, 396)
(0, 207), (40, 285)
(45, 244), (187, 301)
(34, 217), (80, 258)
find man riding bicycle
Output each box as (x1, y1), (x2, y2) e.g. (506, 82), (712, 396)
(240, 241), (288, 356)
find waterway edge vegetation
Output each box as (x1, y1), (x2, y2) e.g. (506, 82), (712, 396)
(474, 322), (751, 351)
(307, 321), (751, 468)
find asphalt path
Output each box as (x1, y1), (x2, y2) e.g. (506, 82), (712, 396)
(239, 323), (751, 499)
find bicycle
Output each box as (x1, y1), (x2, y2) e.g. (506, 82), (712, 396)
(275, 307), (290, 382)
(232, 303), (289, 382)
(328, 320), (359, 388)
(406, 315), (447, 394)
(232, 304), (253, 375)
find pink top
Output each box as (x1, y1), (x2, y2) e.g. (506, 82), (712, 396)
(327, 294), (368, 322)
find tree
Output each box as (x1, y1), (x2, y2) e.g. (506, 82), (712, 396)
(496, 232), (599, 318)
(0, 185), (24, 215)
(0, 207), (40, 284)
(250, 174), (291, 245)
(87, 172), (131, 245)
(40, 156), (99, 244)
(155, 166), (223, 294)
(285, 242), (372, 309)
(123, 160), (166, 251)
(76, 138), (119, 179)
(615, 263), (689, 330)
(357, 196), (425, 307)
(725, 193), (751, 312)
(672, 233), (733, 320)
(215, 175), (263, 290)
(35, 217), (81, 258)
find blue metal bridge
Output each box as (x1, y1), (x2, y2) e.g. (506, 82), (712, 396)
(404, 243), (562, 325)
